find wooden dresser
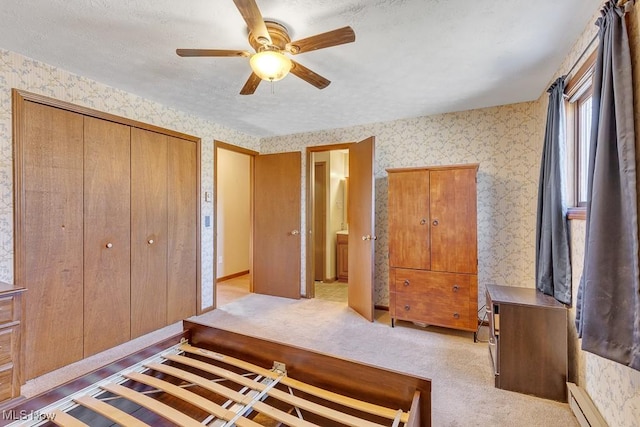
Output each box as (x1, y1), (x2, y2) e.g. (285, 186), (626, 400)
(387, 164), (478, 338)
(0, 284), (25, 405)
(486, 284), (568, 401)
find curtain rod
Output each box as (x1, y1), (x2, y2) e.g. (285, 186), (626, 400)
(565, 0), (634, 78)
(564, 33), (598, 79)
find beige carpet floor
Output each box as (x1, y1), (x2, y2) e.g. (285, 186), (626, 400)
(21, 288), (578, 426)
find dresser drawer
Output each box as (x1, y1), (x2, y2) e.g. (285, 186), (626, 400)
(0, 366), (13, 401)
(393, 269), (471, 300)
(0, 327), (16, 366)
(0, 296), (14, 324)
(394, 292), (471, 328)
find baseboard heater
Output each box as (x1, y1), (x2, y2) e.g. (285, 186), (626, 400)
(567, 382), (608, 426)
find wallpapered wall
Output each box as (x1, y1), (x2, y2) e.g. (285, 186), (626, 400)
(0, 49), (260, 310)
(261, 101), (545, 307)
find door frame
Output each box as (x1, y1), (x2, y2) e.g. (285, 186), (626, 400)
(213, 140), (258, 307)
(304, 143), (353, 298)
(313, 161), (327, 282)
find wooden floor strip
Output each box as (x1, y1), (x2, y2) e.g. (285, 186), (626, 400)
(179, 343), (409, 423)
(124, 371), (261, 427)
(99, 382), (202, 427)
(146, 362), (319, 427)
(73, 395), (151, 427)
(50, 409), (90, 427)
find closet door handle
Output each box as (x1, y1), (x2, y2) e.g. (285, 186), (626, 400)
(432, 219), (439, 226)
(106, 243), (113, 249)
(290, 230), (300, 236)
(420, 218), (427, 225)
(148, 239), (154, 245)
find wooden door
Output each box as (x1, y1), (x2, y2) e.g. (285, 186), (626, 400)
(430, 168), (478, 274)
(21, 101), (84, 379)
(313, 162), (327, 281)
(348, 137), (376, 321)
(83, 117), (131, 356)
(253, 152), (301, 299)
(167, 136), (198, 323)
(388, 170), (430, 269)
(131, 128), (168, 338)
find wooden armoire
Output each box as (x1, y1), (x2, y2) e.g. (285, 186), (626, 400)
(387, 164), (478, 338)
(13, 90), (199, 380)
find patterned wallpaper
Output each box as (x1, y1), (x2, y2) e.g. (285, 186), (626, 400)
(0, 49), (260, 310)
(262, 101), (545, 307)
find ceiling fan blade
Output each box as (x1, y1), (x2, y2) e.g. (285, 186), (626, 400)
(287, 26), (355, 54)
(233, 0), (272, 45)
(290, 61), (330, 89)
(240, 72), (262, 95)
(176, 49), (250, 57)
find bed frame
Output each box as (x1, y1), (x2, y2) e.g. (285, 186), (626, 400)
(2, 320), (431, 426)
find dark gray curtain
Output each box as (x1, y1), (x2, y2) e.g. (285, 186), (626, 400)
(575, 0), (640, 370)
(535, 77), (572, 304)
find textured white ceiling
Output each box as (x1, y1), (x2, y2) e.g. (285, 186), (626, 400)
(0, 0), (602, 137)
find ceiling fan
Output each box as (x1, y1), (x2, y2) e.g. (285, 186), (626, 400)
(176, 0), (355, 95)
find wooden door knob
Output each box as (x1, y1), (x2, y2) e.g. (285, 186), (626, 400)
(106, 243), (113, 249)
(432, 219), (439, 226)
(148, 239), (154, 245)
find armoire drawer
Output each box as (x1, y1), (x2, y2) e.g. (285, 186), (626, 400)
(0, 296), (15, 324)
(393, 268), (471, 299)
(393, 293), (471, 328)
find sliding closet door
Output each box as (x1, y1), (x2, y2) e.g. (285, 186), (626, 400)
(83, 117), (131, 356)
(167, 137), (197, 323)
(131, 128), (168, 338)
(22, 101), (84, 380)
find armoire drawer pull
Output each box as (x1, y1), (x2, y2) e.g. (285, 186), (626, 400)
(420, 218), (427, 225)
(403, 279), (410, 287)
(452, 284), (459, 292)
(432, 219), (439, 226)
(148, 239), (154, 245)
(453, 312), (460, 319)
(404, 305), (410, 311)
(106, 243), (113, 249)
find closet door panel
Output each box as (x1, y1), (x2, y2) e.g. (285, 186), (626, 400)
(131, 128), (168, 338)
(83, 117), (131, 356)
(167, 137), (197, 323)
(23, 101), (84, 380)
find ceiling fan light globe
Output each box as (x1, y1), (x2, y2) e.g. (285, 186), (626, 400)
(250, 50), (292, 82)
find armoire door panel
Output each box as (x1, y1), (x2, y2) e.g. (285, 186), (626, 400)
(83, 116), (131, 356)
(388, 170), (430, 269)
(429, 168), (478, 274)
(167, 136), (197, 323)
(23, 101), (84, 380)
(131, 128), (168, 338)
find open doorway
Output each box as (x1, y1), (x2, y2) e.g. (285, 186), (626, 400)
(309, 147), (350, 303)
(214, 141), (255, 307)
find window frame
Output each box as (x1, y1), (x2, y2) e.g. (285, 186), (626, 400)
(565, 50), (597, 220)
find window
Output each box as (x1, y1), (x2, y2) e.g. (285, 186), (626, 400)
(565, 50), (597, 219)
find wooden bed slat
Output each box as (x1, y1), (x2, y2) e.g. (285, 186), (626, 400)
(50, 409), (90, 427)
(124, 371), (262, 427)
(73, 395), (151, 427)
(146, 362), (320, 427)
(405, 390), (422, 427)
(179, 343), (410, 423)
(172, 347), (389, 427)
(100, 382), (203, 427)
